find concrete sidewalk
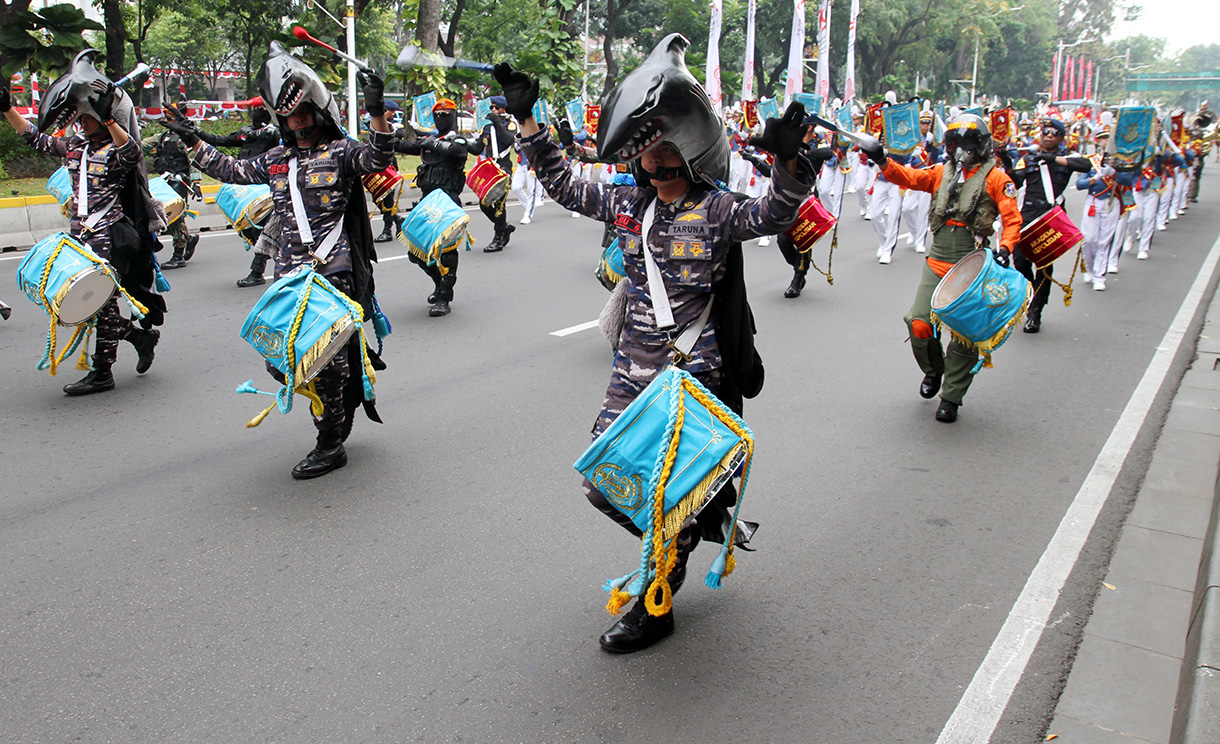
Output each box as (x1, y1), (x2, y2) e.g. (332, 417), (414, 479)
(1047, 253), (1220, 742)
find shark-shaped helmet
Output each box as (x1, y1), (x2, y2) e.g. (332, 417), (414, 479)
(597, 33), (730, 188)
(38, 49), (138, 136)
(257, 41), (344, 143)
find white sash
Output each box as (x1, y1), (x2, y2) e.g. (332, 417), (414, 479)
(638, 198), (714, 357)
(287, 156), (342, 263)
(76, 144), (89, 217)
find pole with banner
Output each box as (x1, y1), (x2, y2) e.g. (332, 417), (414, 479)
(815, 0), (830, 105)
(742, 0), (757, 101)
(844, 0), (859, 105)
(786, 0), (807, 106)
(706, 0), (723, 114)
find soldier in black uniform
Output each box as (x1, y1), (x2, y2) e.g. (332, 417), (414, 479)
(145, 127), (201, 269)
(467, 95), (517, 252)
(393, 97), (470, 318)
(197, 107), (281, 286)
(1006, 118), (1092, 333)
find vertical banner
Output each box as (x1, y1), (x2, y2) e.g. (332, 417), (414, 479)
(413, 92), (437, 131)
(706, 0), (723, 115)
(1065, 54), (1074, 99)
(585, 104), (600, 135)
(1077, 56), (1085, 99)
(794, 92), (822, 117)
(844, 0), (859, 105)
(475, 97), (491, 131)
(815, 0), (831, 104)
(742, 0), (757, 101)
(31, 73), (39, 104)
(531, 99), (550, 126)
(1051, 51), (1060, 100)
(565, 98), (585, 129)
(787, 0), (808, 106)
(1084, 60), (1093, 101)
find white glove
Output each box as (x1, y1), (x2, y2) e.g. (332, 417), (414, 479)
(1097, 165), (1116, 179)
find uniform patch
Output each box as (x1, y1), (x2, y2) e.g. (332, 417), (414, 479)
(677, 212), (704, 222)
(667, 223), (711, 236)
(670, 240), (687, 258)
(268, 164), (289, 175)
(614, 213), (641, 233)
(1003, 182), (1017, 199)
(688, 240), (706, 258)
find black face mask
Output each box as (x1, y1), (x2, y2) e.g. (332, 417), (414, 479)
(639, 163), (686, 182)
(433, 110), (456, 135)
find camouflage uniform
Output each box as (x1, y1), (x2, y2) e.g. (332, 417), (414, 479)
(519, 129), (813, 585)
(192, 130), (394, 434)
(21, 124), (143, 366)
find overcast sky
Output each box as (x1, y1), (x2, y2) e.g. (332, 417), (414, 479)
(1109, 0), (1220, 56)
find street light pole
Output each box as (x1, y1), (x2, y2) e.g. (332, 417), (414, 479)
(346, 0), (357, 134)
(970, 35), (979, 106)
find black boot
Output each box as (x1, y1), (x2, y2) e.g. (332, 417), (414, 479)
(291, 428), (347, 480)
(131, 328), (160, 374)
(237, 253), (268, 287)
(483, 231), (504, 253)
(429, 300), (451, 317)
(599, 599), (675, 653)
(374, 218), (395, 243)
(1023, 305), (1042, 334)
(500, 223), (515, 248)
(162, 248), (187, 270)
(935, 399), (959, 423)
(784, 272), (806, 298)
(920, 372), (942, 399)
(63, 362), (115, 396)
(183, 233), (198, 261)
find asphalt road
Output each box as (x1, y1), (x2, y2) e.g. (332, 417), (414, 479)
(1, 172), (1216, 743)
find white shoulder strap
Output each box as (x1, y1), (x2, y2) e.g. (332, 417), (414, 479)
(639, 198), (714, 355)
(287, 155), (342, 263)
(1039, 161), (1057, 207)
(76, 144), (90, 217)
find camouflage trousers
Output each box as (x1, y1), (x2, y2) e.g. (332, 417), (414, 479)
(93, 296), (135, 367)
(168, 218), (189, 254)
(266, 271), (352, 434)
(581, 364), (740, 597)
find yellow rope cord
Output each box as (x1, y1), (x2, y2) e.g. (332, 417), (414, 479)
(808, 221), (837, 286)
(644, 387), (686, 617)
(36, 239), (67, 376)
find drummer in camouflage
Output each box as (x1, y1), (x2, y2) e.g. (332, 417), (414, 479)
(162, 41), (394, 480)
(1, 51), (165, 395)
(860, 113), (1022, 423)
(499, 33), (816, 653)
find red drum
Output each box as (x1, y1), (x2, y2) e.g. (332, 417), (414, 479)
(784, 195), (837, 252)
(1016, 206), (1083, 269)
(465, 158), (508, 206)
(362, 166), (403, 204)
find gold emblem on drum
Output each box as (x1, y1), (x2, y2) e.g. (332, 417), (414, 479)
(250, 324), (286, 357)
(1122, 122), (1142, 144)
(895, 120), (913, 137)
(593, 463), (644, 512)
(422, 202), (446, 224)
(982, 278), (1010, 307)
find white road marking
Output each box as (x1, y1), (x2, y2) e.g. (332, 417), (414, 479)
(936, 232), (1220, 744)
(550, 320), (599, 337)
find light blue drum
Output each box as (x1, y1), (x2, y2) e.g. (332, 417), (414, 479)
(148, 175), (186, 225)
(217, 183), (273, 247)
(396, 188), (471, 270)
(17, 232), (117, 326)
(930, 249), (1032, 373)
(46, 166), (73, 206)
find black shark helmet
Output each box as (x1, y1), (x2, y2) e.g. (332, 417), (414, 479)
(38, 49), (138, 136)
(257, 41), (344, 143)
(598, 33), (730, 188)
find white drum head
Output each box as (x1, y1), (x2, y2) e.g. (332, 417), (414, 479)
(931, 251), (986, 310)
(57, 266), (117, 325)
(299, 317), (356, 382)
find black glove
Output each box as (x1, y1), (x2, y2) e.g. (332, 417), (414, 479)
(1036, 151), (1059, 165)
(492, 62), (539, 121)
(160, 104), (200, 147)
(0, 84), (11, 113)
(191, 182), (202, 201)
(557, 119), (575, 148)
(420, 135), (439, 152)
(748, 102), (808, 161)
(859, 136), (886, 165)
(91, 81), (116, 122)
(358, 71), (385, 117)
(994, 247), (1011, 268)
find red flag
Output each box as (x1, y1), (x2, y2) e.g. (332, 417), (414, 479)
(585, 104), (600, 136)
(1065, 54), (1074, 100)
(1077, 56), (1085, 99)
(1085, 60), (1094, 100)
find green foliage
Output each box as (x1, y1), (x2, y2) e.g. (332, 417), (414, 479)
(0, 4), (105, 78)
(0, 124), (60, 179)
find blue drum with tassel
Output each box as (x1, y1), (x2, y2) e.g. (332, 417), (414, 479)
(17, 232), (117, 326)
(148, 175), (187, 226)
(216, 183), (273, 248)
(574, 367), (755, 617)
(396, 188), (471, 271)
(930, 249), (1031, 373)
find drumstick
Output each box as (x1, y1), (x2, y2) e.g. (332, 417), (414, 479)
(292, 26), (374, 73)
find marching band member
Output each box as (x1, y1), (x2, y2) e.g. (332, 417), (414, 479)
(899, 111), (940, 255)
(468, 96), (517, 252)
(1008, 119), (1092, 333)
(196, 106), (282, 287)
(867, 92), (904, 264)
(1132, 155), (1163, 260)
(1, 53), (165, 395)
(1156, 149), (1185, 230)
(861, 113), (1022, 423)
(393, 97), (470, 317)
(162, 41), (394, 479)
(1076, 128), (1134, 292)
(497, 33), (815, 652)
(143, 124), (201, 270)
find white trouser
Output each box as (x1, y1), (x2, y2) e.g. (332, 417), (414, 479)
(512, 166), (542, 220)
(1138, 189), (1159, 254)
(1156, 186), (1173, 228)
(1109, 212), (1129, 269)
(1080, 195), (1122, 279)
(901, 189), (931, 249)
(821, 168), (848, 218)
(744, 171), (769, 199)
(869, 179), (902, 257)
(855, 161), (875, 211)
(730, 154), (752, 193)
(1172, 172), (1188, 212)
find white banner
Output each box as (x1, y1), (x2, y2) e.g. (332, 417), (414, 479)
(742, 0), (757, 102)
(844, 0), (859, 105)
(786, 0), (806, 106)
(816, 0), (830, 104)
(706, 0), (723, 114)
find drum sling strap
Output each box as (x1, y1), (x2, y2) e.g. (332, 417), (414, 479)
(288, 156), (344, 264)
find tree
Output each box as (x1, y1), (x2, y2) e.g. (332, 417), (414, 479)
(97, 0), (127, 78)
(218, 0), (292, 97)
(0, 3), (104, 79)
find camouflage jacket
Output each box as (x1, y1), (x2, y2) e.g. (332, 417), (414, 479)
(520, 129), (813, 379)
(22, 124), (141, 245)
(192, 130), (394, 277)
